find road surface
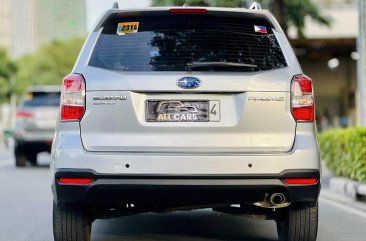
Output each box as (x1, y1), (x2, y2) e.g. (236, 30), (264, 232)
(0, 149), (365, 241)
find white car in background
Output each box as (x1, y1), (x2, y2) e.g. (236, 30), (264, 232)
(13, 86), (60, 166)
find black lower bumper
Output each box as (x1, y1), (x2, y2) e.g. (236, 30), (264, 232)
(15, 140), (52, 152)
(52, 169), (320, 206)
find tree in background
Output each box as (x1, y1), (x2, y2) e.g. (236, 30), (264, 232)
(270, 0), (331, 38)
(15, 38), (84, 94)
(0, 49), (16, 103)
(151, 0), (331, 39)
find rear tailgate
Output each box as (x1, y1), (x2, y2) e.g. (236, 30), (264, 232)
(17, 91), (60, 132)
(79, 9), (296, 153)
(80, 67), (295, 153)
(27, 107), (59, 131)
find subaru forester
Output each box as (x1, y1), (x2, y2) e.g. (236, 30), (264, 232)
(51, 5), (320, 241)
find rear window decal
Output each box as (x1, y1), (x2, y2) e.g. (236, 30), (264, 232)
(117, 22), (139, 35)
(25, 93), (33, 100)
(254, 25), (267, 33)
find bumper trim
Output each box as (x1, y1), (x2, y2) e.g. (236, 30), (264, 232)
(52, 169), (320, 206)
(54, 168), (320, 179)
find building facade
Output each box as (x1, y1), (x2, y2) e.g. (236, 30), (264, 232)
(0, 0), (86, 58)
(0, 0), (13, 54)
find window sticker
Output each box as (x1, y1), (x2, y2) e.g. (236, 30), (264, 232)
(116, 22), (139, 35)
(25, 93), (33, 100)
(254, 25), (267, 34)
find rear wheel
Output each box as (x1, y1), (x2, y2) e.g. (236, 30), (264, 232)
(53, 202), (92, 241)
(26, 151), (38, 165)
(276, 202), (318, 241)
(14, 148), (27, 167)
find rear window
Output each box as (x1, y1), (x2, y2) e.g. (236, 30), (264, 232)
(89, 14), (287, 72)
(21, 91), (60, 107)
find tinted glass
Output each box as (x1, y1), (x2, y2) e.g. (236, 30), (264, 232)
(90, 14), (287, 72)
(22, 92), (60, 107)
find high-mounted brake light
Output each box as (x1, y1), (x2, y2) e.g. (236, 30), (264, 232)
(283, 178), (318, 185)
(291, 75), (314, 122)
(58, 178), (94, 185)
(169, 8), (208, 14)
(60, 74), (85, 121)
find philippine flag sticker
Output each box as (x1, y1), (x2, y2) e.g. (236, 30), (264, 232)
(254, 25), (267, 33)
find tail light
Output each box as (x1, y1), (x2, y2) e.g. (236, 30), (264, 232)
(60, 74), (85, 121)
(283, 178), (318, 185)
(58, 177), (94, 185)
(291, 75), (314, 122)
(16, 110), (33, 118)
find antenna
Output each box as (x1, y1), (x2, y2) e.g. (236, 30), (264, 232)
(112, 2), (119, 9)
(249, 2), (262, 10)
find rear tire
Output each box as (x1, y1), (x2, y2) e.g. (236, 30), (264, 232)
(276, 202), (318, 241)
(15, 148), (27, 167)
(53, 202), (92, 241)
(26, 151), (38, 165)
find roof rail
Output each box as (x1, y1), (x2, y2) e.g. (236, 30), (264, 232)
(112, 2), (119, 9)
(249, 2), (262, 10)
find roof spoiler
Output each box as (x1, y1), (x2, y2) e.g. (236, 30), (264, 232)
(111, 1), (261, 10)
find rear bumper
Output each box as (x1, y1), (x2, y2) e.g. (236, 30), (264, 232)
(13, 128), (55, 143)
(52, 169), (320, 206)
(52, 123), (321, 176)
(15, 140), (52, 152)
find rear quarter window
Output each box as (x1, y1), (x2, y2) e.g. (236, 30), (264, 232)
(21, 91), (60, 107)
(89, 13), (287, 72)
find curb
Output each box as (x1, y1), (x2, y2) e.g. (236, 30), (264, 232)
(321, 174), (366, 203)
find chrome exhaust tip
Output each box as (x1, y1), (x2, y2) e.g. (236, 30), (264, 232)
(253, 192), (290, 208)
(269, 193), (286, 206)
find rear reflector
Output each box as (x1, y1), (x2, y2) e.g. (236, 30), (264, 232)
(283, 178), (318, 185)
(169, 8), (208, 14)
(58, 178), (94, 185)
(60, 74), (85, 121)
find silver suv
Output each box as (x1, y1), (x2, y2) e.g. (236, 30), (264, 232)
(14, 86), (60, 166)
(51, 5), (320, 241)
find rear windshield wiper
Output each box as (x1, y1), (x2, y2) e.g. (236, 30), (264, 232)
(187, 61), (258, 70)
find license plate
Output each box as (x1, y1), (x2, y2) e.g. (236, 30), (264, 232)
(146, 100), (212, 122)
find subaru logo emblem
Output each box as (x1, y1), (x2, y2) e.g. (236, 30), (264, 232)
(177, 77), (201, 89)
